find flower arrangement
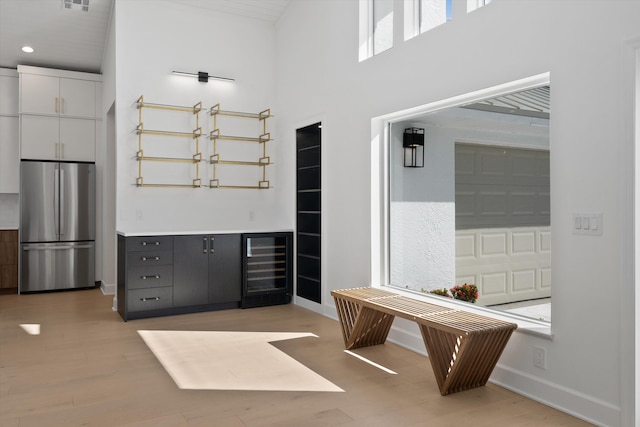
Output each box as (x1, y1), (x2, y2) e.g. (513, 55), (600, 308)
(450, 283), (478, 303)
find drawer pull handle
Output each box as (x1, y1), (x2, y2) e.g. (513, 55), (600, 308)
(141, 241), (161, 246)
(140, 275), (160, 280)
(140, 297), (160, 302)
(141, 256), (160, 261)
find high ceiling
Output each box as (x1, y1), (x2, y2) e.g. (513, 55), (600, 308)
(0, 0), (290, 74)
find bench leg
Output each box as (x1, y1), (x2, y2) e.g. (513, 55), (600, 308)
(333, 297), (394, 349)
(419, 325), (515, 395)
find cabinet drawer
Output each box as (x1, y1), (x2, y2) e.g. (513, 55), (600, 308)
(127, 265), (173, 289)
(127, 250), (172, 267)
(127, 236), (173, 252)
(128, 287), (173, 312)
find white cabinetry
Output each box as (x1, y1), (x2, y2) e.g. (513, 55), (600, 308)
(0, 69), (19, 193)
(18, 66), (101, 162)
(20, 74), (96, 118)
(20, 115), (95, 162)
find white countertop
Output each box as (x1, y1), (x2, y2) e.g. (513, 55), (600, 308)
(0, 224), (19, 230)
(117, 229), (293, 237)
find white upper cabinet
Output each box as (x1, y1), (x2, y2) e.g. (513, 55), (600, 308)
(0, 116), (19, 192)
(20, 115), (60, 161)
(20, 115), (95, 162)
(21, 73), (96, 118)
(59, 78), (96, 118)
(0, 69), (19, 193)
(20, 74), (60, 115)
(18, 66), (101, 162)
(59, 117), (95, 162)
(0, 74), (19, 116)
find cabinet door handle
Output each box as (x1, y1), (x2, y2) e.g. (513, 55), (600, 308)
(54, 143), (59, 158)
(141, 241), (161, 247)
(61, 97), (65, 114)
(203, 236), (208, 253)
(140, 275), (160, 280)
(141, 256), (160, 261)
(55, 97), (58, 113)
(61, 143), (64, 159)
(210, 236), (215, 253)
(140, 297), (160, 302)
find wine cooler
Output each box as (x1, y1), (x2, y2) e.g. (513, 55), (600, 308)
(241, 232), (293, 308)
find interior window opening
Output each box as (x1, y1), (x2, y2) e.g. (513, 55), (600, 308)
(387, 84), (551, 323)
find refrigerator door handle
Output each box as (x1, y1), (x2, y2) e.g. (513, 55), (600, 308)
(54, 167), (60, 239)
(60, 168), (65, 237)
(23, 244), (95, 251)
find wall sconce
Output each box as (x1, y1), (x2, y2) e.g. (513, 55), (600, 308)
(403, 127), (424, 168)
(172, 70), (235, 83)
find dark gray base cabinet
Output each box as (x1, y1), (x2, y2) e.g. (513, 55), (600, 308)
(117, 233), (241, 321)
(173, 234), (241, 306)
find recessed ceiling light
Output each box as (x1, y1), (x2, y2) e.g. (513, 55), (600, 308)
(21, 46), (34, 53)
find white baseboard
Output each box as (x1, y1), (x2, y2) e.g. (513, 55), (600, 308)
(323, 302), (618, 426)
(100, 282), (116, 295)
(293, 295), (323, 314)
(490, 365), (619, 427)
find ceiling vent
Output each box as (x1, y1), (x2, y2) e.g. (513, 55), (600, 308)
(62, 0), (89, 12)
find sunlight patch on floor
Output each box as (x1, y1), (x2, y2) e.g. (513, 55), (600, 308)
(344, 350), (397, 374)
(19, 324), (40, 335)
(138, 330), (344, 392)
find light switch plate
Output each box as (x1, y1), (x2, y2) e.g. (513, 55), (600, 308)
(573, 213), (602, 235)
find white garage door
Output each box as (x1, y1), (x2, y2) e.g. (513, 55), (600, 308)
(455, 143), (551, 306)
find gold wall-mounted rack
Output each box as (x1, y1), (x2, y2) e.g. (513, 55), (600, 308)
(135, 123), (203, 139)
(135, 95), (203, 188)
(208, 180), (271, 190)
(133, 96), (273, 189)
(135, 178), (202, 189)
(209, 103), (272, 190)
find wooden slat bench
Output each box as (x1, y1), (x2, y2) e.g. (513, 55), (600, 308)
(331, 287), (517, 395)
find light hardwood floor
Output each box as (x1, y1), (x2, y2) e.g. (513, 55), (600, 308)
(0, 289), (592, 426)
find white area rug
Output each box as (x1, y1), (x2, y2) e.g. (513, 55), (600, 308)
(138, 330), (344, 392)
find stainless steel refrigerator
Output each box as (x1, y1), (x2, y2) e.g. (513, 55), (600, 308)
(20, 160), (95, 293)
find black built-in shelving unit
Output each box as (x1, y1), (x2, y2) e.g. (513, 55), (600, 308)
(296, 123), (321, 303)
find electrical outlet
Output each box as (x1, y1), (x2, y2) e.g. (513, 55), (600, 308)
(533, 345), (547, 369)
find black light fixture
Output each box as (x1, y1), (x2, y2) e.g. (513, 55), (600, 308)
(171, 70), (235, 83)
(403, 127), (425, 168)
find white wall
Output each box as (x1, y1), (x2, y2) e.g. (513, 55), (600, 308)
(114, 0), (287, 235)
(99, 3), (116, 293)
(275, 0), (640, 425)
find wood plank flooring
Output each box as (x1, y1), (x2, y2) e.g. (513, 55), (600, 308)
(0, 289), (592, 426)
